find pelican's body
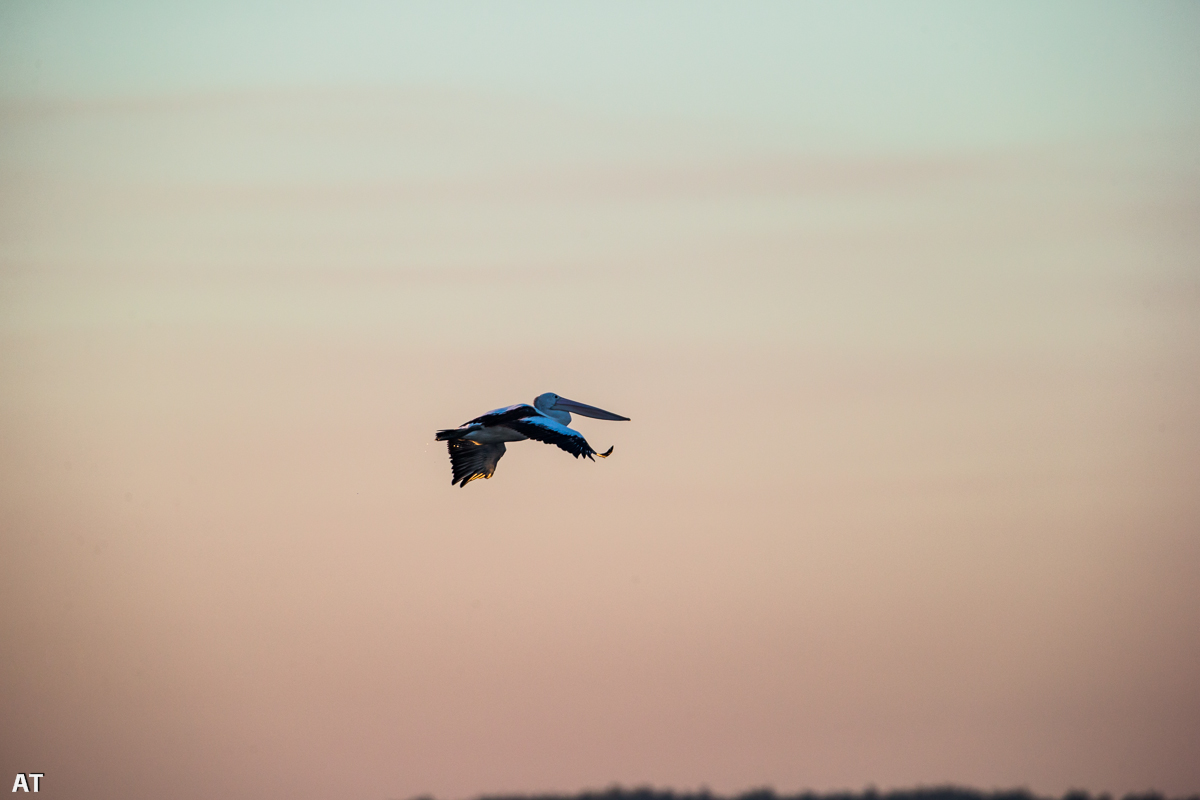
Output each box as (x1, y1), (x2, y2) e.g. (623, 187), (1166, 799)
(435, 392), (629, 487)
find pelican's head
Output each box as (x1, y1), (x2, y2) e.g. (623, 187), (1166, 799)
(534, 392), (630, 421)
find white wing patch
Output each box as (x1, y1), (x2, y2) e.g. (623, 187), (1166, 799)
(507, 415), (600, 459)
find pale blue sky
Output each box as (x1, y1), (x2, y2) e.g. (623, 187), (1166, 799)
(2, 1), (1199, 151)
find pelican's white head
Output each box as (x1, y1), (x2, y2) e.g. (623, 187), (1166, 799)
(533, 392), (630, 423)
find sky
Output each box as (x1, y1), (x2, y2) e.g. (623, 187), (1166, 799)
(1, 3), (1199, 800)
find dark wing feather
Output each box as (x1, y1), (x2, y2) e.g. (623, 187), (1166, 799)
(506, 416), (598, 460)
(465, 404), (538, 427)
(447, 440), (507, 487)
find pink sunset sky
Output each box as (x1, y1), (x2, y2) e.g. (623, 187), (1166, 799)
(1, 3), (1198, 799)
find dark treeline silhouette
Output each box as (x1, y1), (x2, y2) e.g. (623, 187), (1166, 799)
(460, 787), (1197, 800)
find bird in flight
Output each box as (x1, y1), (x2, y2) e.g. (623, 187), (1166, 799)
(435, 392), (630, 487)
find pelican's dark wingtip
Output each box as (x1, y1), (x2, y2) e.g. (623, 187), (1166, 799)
(598, 446), (614, 458)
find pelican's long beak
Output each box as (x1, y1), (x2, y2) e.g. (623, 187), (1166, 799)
(554, 397), (630, 421)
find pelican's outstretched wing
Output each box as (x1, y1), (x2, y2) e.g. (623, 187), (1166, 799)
(464, 404), (538, 427)
(506, 416), (605, 460)
(447, 440), (507, 487)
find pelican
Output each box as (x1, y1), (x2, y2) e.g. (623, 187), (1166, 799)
(435, 392), (630, 487)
